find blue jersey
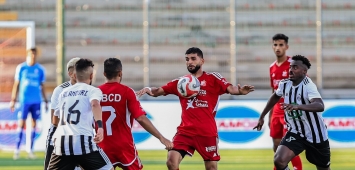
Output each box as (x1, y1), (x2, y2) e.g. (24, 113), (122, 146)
(15, 62), (46, 104)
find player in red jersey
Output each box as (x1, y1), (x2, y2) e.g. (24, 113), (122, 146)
(98, 58), (173, 170)
(136, 47), (254, 170)
(269, 34), (302, 170)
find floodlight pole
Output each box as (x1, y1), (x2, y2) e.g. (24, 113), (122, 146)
(143, 0), (150, 87)
(230, 0), (237, 86)
(316, 0), (323, 91)
(56, 0), (65, 85)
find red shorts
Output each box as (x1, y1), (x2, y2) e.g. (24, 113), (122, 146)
(172, 133), (220, 161)
(106, 149), (143, 170)
(270, 116), (288, 139)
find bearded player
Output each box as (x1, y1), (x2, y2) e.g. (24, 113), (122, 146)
(136, 47), (254, 170)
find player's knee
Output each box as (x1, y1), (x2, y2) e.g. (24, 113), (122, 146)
(166, 158), (178, 170)
(274, 155), (287, 168)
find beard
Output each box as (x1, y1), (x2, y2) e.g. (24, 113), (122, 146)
(187, 64), (201, 74)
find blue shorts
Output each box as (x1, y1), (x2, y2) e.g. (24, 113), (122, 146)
(17, 103), (41, 120)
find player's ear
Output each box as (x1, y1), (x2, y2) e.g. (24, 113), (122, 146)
(118, 71), (122, 78)
(90, 73), (93, 80)
(286, 43), (289, 50)
(73, 73), (77, 80)
(103, 72), (107, 77)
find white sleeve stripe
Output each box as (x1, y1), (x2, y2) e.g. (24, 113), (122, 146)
(212, 72), (223, 80)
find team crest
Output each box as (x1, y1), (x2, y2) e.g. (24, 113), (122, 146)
(282, 70), (287, 77)
(272, 73), (275, 77)
(201, 80), (206, 86)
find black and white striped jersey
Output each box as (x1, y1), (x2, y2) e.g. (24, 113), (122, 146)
(275, 77), (328, 143)
(50, 81), (71, 110)
(47, 81), (72, 146)
(53, 82), (103, 155)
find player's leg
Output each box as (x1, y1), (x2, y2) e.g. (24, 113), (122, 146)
(77, 149), (113, 170)
(167, 133), (194, 170)
(13, 104), (29, 160)
(274, 132), (305, 170)
(304, 140), (331, 170)
(47, 154), (77, 170)
(281, 119), (303, 170)
(194, 136), (220, 170)
(270, 116), (283, 170)
(28, 103), (41, 158)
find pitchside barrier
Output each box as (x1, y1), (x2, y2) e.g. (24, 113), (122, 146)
(0, 100), (354, 151)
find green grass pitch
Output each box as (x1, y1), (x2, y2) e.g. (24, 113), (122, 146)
(0, 148), (354, 169)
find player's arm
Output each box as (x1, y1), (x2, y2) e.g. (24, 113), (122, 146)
(136, 115), (173, 150)
(226, 84), (254, 95)
(91, 99), (104, 143)
(254, 93), (281, 131)
(268, 89), (275, 127)
(282, 98), (324, 113)
(136, 87), (166, 97)
(10, 80), (20, 112)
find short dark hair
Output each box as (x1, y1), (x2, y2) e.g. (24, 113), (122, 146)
(185, 47), (203, 58)
(104, 58), (122, 80)
(292, 55), (311, 69)
(272, 34), (289, 44)
(75, 58), (94, 81)
(27, 47), (37, 53)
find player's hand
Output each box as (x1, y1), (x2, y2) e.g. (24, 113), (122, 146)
(94, 128), (104, 143)
(9, 101), (15, 112)
(281, 103), (299, 112)
(238, 84), (255, 95)
(136, 87), (154, 98)
(159, 137), (174, 150)
(253, 117), (264, 131)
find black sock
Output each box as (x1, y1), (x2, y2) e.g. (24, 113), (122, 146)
(276, 166), (290, 170)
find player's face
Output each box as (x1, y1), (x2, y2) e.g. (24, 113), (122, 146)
(186, 53), (204, 74)
(272, 40), (288, 58)
(289, 60), (307, 81)
(26, 51), (37, 65)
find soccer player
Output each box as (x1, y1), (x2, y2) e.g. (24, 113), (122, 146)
(269, 34), (302, 170)
(48, 59), (113, 170)
(254, 55), (331, 170)
(98, 58), (173, 170)
(136, 47), (254, 170)
(44, 57), (80, 170)
(10, 48), (48, 160)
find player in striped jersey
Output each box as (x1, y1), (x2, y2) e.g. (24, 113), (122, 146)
(44, 57), (80, 170)
(254, 55), (330, 170)
(48, 59), (113, 170)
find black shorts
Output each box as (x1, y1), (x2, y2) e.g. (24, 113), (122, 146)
(280, 132), (331, 168)
(48, 149), (112, 170)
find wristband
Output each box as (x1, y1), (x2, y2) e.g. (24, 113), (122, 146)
(96, 120), (103, 128)
(145, 87), (152, 92)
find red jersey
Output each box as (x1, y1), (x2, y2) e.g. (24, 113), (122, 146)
(98, 82), (145, 165)
(162, 71), (231, 137)
(269, 56), (291, 117)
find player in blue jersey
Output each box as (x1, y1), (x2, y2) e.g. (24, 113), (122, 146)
(10, 48), (48, 160)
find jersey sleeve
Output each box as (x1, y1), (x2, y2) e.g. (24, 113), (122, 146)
(14, 64), (22, 81)
(50, 86), (62, 109)
(161, 79), (179, 95)
(275, 80), (286, 96)
(211, 72), (232, 95)
(306, 82), (322, 100)
(89, 88), (103, 102)
(127, 88), (146, 118)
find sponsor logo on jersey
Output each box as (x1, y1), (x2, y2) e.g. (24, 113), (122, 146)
(186, 98), (208, 110)
(131, 113), (153, 143)
(216, 106), (262, 143)
(201, 80), (206, 86)
(0, 104), (42, 148)
(323, 105), (355, 142)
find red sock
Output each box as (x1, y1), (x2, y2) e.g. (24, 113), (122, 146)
(291, 155), (302, 170)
